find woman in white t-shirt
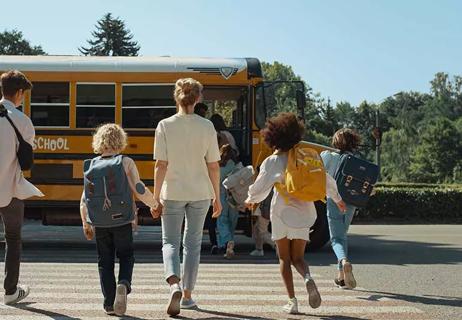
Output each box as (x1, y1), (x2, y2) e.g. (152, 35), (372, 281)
(151, 78), (222, 316)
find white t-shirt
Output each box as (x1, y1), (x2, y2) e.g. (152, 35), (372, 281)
(154, 113), (221, 201)
(246, 153), (341, 229)
(0, 99), (43, 207)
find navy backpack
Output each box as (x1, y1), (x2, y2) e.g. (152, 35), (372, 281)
(83, 155), (134, 227)
(334, 153), (379, 207)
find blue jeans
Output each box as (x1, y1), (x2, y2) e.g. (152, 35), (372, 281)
(161, 199), (210, 291)
(95, 223), (134, 308)
(326, 198), (356, 270)
(217, 194), (239, 248)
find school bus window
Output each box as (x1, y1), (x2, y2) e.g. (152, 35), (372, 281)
(122, 84), (176, 128)
(202, 87), (246, 129)
(30, 82), (70, 127)
(76, 83), (115, 128)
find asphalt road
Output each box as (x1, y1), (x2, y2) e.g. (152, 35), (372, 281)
(0, 222), (460, 319)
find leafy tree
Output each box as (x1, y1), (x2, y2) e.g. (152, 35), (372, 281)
(379, 91), (429, 135)
(424, 72), (462, 121)
(410, 118), (462, 183)
(261, 61), (328, 140)
(79, 13), (140, 56)
(334, 101), (356, 128)
(261, 61), (304, 116)
(0, 29), (46, 55)
(380, 129), (415, 181)
(352, 101), (377, 159)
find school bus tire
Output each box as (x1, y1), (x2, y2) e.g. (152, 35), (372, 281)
(306, 201), (330, 252)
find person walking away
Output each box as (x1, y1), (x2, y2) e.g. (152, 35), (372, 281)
(80, 123), (157, 316)
(245, 112), (346, 314)
(321, 128), (361, 289)
(151, 78), (222, 316)
(217, 144), (240, 259)
(210, 113), (239, 156)
(194, 102), (208, 118)
(249, 192), (275, 257)
(0, 70), (43, 305)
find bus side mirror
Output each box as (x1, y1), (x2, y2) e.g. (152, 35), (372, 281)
(296, 89), (306, 120)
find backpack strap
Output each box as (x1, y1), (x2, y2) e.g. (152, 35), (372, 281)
(0, 104), (27, 146)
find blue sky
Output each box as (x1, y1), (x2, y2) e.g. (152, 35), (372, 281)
(1, 0), (461, 105)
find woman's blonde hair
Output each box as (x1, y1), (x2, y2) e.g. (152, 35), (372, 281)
(174, 78), (203, 107)
(92, 123), (128, 154)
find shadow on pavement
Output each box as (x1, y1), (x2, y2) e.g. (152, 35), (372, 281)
(355, 289), (462, 308)
(15, 302), (79, 319)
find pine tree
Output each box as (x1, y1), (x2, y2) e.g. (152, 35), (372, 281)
(0, 29), (46, 55)
(79, 13), (140, 56)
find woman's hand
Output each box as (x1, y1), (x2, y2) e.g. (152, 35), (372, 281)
(336, 200), (347, 213)
(82, 222), (94, 240)
(211, 198), (222, 218)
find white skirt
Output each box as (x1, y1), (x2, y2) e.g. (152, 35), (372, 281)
(270, 213), (312, 241)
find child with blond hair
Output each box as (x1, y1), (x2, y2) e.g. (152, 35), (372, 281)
(80, 123), (156, 316)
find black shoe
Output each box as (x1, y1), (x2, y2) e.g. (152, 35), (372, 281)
(334, 278), (346, 288)
(104, 305), (115, 315)
(210, 245), (219, 255)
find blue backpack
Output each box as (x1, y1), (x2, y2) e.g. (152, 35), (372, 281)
(334, 153), (379, 208)
(83, 155), (134, 227)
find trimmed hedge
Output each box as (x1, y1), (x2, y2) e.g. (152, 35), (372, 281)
(376, 182), (462, 189)
(356, 185), (462, 223)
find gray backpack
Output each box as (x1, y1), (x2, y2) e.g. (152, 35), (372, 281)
(222, 164), (255, 211)
(83, 155), (134, 227)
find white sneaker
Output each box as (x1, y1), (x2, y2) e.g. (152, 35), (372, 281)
(4, 285), (30, 305)
(166, 284), (182, 316)
(114, 283), (128, 316)
(180, 297), (197, 309)
(224, 241), (235, 259)
(305, 276), (322, 309)
(282, 297), (298, 314)
(250, 249), (264, 257)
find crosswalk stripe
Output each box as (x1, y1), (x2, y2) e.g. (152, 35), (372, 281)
(0, 303), (423, 313)
(16, 272), (321, 279)
(28, 292), (391, 301)
(21, 284), (360, 292)
(16, 278), (335, 285)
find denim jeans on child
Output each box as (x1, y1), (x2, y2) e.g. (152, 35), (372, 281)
(161, 199), (210, 291)
(326, 198), (356, 270)
(95, 223), (134, 308)
(217, 193), (239, 248)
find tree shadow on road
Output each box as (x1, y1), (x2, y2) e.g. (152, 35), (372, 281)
(15, 302), (79, 319)
(194, 307), (273, 319)
(308, 233), (462, 267)
(356, 289), (462, 308)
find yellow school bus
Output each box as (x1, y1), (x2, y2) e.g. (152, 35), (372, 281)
(0, 55), (333, 249)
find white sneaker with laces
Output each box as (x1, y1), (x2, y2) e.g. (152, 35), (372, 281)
(4, 285), (30, 305)
(305, 276), (322, 309)
(166, 283), (182, 316)
(250, 249), (264, 257)
(114, 283), (128, 316)
(282, 297), (298, 314)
